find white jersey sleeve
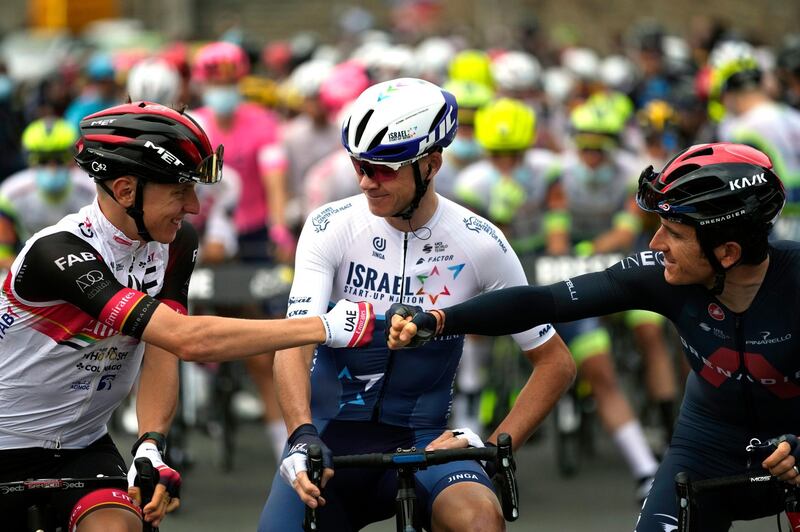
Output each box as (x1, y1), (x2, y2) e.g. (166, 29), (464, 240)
(285, 198), (356, 318)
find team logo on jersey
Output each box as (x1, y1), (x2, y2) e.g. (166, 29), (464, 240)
(97, 374), (116, 391)
(708, 303), (725, 321)
(462, 216), (508, 253)
(54, 252), (98, 271)
(336, 366), (384, 409)
(0, 306), (20, 341)
(372, 237), (386, 260)
(416, 264), (465, 304)
(79, 218), (94, 238)
(312, 202), (352, 233)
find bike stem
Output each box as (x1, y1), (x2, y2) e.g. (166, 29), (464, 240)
(395, 465), (418, 532)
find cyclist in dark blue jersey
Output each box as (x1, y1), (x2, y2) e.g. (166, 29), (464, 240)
(388, 142), (800, 531)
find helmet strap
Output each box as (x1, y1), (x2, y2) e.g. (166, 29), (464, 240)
(98, 177), (154, 242)
(392, 160), (431, 220)
(697, 229), (740, 296)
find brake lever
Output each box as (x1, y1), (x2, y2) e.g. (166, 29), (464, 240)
(495, 433), (519, 522)
(303, 444), (323, 532)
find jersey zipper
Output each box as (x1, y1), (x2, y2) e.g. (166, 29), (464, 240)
(735, 314), (760, 439)
(372, 231), (409, 422)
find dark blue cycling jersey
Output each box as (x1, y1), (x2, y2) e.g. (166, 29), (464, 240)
(439, 241), (800, 530)
(311, 320), (464, 428)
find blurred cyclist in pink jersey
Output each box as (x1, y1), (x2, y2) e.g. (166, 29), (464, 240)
(190, 41), (290, 460)
(191, 41), (292, 263)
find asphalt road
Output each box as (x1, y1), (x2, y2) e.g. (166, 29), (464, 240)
(115, 418), (779, 532)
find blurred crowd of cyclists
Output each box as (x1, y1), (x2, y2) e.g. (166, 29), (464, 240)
(1, 12), (800, 498)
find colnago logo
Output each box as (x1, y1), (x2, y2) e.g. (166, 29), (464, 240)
(144, 140), (184, 167)
(729, 173), (766, 190)
(416, 106), (455, 155)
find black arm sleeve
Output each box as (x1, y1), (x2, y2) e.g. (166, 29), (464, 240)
(156, 221), (198, 312)
(14, 232), (160, 338)
(442, 255), (675, 337)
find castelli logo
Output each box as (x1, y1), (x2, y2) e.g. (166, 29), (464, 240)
(708, 303), (725, 321)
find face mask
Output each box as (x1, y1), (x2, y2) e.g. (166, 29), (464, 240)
(512, 165), (531, 183)
(0, 76), (12, 102)
(576, 161), (615, 185)
(203, 86), (241, 116)
(449, 136), (482, 162)
(36, 167), (71, 194)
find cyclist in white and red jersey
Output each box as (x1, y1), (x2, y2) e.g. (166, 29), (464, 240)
(0, 101), (374, 532)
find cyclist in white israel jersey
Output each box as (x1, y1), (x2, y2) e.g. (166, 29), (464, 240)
(261, 78), (574, 532)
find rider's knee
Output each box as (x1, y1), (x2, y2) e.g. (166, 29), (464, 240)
(70, 489), (142, 532)
(433, 488), (504, 532)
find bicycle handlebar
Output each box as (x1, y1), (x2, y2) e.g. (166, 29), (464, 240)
(303, 433), (518, 532)
(333, 446), (497, 468)
(0, 475), (127, 496)
(0, 461), (162, 532)
(677, 471), (777, 494)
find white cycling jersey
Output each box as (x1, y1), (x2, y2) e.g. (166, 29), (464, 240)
(0, 167), (97, 240)
(287, 193), (554, 427)
(0, 199), (197, 449)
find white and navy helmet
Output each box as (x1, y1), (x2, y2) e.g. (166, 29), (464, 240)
(341, 78), (458, 164)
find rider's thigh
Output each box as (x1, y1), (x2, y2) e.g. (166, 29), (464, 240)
(258, 467), (395, 532)
(430, 482), (504, 532)
(635, 445), (733, 532)
(415, 458), (497, 531)
(259, 469), (321, 532)
(54, 435), (128, 526)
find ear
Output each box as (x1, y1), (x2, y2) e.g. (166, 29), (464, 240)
(109, 176), (137, 208)
(425, 151), (443, 179)
(715, 241), (743, 269)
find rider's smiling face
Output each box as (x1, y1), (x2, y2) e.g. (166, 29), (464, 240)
(356, 153), (438, 218)
(142, 181), (200, 243)
(649, 217), (713, 285)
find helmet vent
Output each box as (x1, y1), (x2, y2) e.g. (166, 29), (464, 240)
(367, 127), (388, 152)
(354, 109), (374, 147)
(428, 103), (447, 133)
(373, 145), (408, 157)
(681, 147), (714, 160)
(667, 163), (700, 182)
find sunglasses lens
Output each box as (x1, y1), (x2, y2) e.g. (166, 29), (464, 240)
(351, 157), (399, 182)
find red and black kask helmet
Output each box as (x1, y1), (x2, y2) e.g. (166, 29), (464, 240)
(636, 142), (785, 228)
(75, 101), (223, 185)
